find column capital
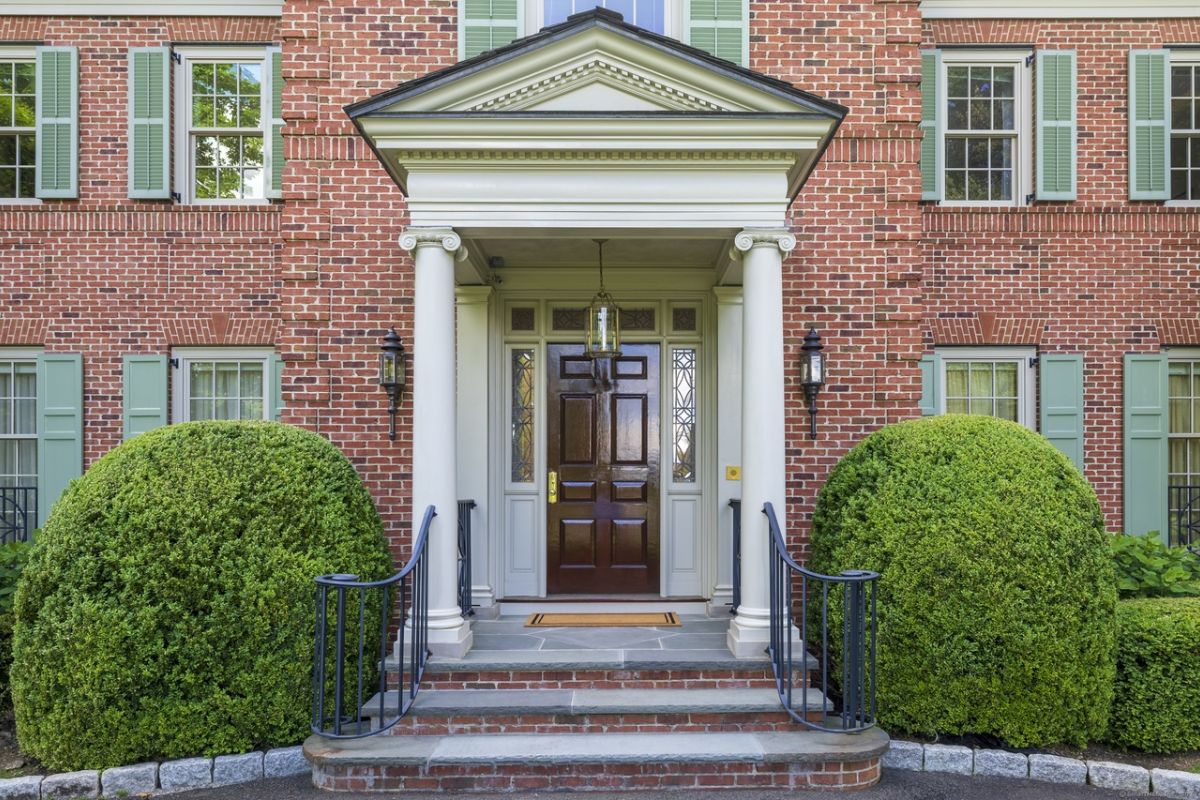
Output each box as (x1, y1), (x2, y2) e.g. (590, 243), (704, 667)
(399, 227), (469, 261)
(455, 285), (494, 304)
(732, 228), (797, 255)
(711, 286), (743, 305)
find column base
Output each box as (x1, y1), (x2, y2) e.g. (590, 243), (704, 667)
(726, 610), (770, 659)
(400, 612), (474, 659)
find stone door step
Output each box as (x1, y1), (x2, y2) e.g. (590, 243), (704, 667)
(386, 648), (816, 673)
(304, 728), (890, 769)
(361, 686), (829, 718)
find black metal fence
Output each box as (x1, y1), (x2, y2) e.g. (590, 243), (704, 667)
(729, 499), (741, 614)
(764, 501), (878, 733)
(311, 505), (435, 739)
(0, 487), (36, 544)
(457, 500), (476, 618)
(1169, 485), (1200, 554)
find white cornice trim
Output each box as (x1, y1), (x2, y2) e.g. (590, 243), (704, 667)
(0, 0), (281, 15)
(920, 0), (1200, 18)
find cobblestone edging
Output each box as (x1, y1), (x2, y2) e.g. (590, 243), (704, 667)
(883, 740), (1200, 798)
(0, 745), (309, 799)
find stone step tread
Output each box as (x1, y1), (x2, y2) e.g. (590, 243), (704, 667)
(386, 648), (817, 673)
(304, 728), (890, 768)
(361, 686), (830, 718)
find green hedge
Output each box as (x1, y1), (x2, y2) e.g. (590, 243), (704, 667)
(12, 421), (393, 771)
(810, 415), (1117, 747)
(1108, 598), (1200, 753)
(0, 541), (32, 712)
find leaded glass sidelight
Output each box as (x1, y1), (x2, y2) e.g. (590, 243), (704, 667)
(511, 349), (535, 483)
(672, 348), (697, 483)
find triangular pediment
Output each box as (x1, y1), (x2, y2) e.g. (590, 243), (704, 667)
(347, 9), (844, 118)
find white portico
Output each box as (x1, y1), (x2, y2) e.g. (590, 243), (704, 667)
(348, 7), (844, 658)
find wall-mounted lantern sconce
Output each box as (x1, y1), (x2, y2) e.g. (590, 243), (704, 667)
(379, 327), (406, 441)
(799, 327), (825, 440)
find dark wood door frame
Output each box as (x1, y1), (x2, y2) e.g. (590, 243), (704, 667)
(546, 343), (661, 595)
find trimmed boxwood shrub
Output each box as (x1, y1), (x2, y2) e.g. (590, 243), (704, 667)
(1108, 598), (1200, 753)
(0, 541), (32, 711)
(11, 421), (392, 771)
(810, 415), (1116, 747)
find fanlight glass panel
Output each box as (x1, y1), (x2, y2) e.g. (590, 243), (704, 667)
(544, 0), (664, 31)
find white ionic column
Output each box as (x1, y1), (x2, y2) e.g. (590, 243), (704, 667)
(727, 228), (795, 658)
(455, 285), (496, 616)
(399, 227), (473, 658)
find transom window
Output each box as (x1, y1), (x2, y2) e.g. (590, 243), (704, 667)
(175, 49), (271, 204)
(173, 350), (273, 422)
(1171, 63), (1200, 201)
(937, 347), (1035, 428)
(544, 0), (664, 31)
(1168, 359), (1200, 546)
(0, 61), (35, 200)
(939, 52), (1030, 206)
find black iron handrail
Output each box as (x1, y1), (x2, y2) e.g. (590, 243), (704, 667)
(457, 500), (476, 618)
(0, 487), (36, 543)
(311, 505), (435, 739)
(764, 501), (878, 733)
(729, 499), (741, 614)
(1169, 485), (1200, 555)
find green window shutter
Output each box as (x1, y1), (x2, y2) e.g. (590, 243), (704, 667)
(920, 49), (942, 201)
(36, 353), (83, 525)
(266, 47), (284, 200)
(122, 355), (167, 439)
(127, 47), (170, 199)
(1039, 354), (1084, 470)
(35, 46), (79, 199)
(271, 354), (284, 422)
(918, 354), (941, 416)
(461, 0), (520, 60)
(1129, 50), (1170, 201)
(686, 0), (747, 66)
(1124, 353), (1169, 538)
(1036, 50), (1077, 201)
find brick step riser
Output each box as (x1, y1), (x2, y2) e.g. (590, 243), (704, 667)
(388, 669), (808, 691)
(313, 759), (882, 793)
(374, 710), (825, 735)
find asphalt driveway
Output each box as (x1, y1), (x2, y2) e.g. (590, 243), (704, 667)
(168, 769), (1152, 799)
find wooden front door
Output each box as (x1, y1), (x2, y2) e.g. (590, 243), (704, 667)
(546, 344), (661, 595)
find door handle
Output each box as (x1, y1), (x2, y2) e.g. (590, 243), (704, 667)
(548, 470), (559, 504)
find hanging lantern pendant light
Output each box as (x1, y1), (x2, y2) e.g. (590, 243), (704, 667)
(585, 239), (621, 360)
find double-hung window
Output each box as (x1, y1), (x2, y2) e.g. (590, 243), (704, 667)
(174, 48), (270, 204)
(936, 347), (1036, 429)
(1168, 358), (1200, 546)
(0, 356), (37, 540)
(172, 349), (274, 422)
(0, 52), (36, 201)
(940, 51), (1031, 205)
(1171, 59), (1200, 201)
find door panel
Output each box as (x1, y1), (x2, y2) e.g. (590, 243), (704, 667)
(547, 343), (660, 595)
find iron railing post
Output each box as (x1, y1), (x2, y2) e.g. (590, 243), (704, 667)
(729, 499), (741, 614)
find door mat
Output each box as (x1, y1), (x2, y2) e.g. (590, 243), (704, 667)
(525, 612), (682, 628)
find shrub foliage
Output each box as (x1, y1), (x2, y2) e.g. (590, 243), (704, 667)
(12, 422), (392, 771)
(810, 415), (1116, 747)
(1111, 533), (1200, 598)
(1108, 598), (1200, 753)
(0, 541), (32, 711)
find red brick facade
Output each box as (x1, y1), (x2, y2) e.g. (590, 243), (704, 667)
(3, 0), (1198, 564)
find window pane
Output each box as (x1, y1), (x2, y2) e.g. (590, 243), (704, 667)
(215, 362), (239, 399)
(672, 348), (697, 483)
(992, 67), (1014, 98)
(190, 362), (214, 398)
(969, 398), (993, 416)
(945, 169), (965, 201)
(543, 0), (664, 31)
(948, 66), (968, 97)
(946, 363), (969, 396)
(240, 400), (263, 420)
(240, 363), (263, 398)
(0, 441), (13, 480)
(13, 399), (33, 435)
(994, 362), (1017, 397)
(995, 399), (1018, 422)
(510, 349), (535, 483)
(946, 398), (969, 414)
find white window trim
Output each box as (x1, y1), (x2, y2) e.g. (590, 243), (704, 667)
(521, 0), (683, 40)
(937, 49), (1033, 208)
(171, 347), (274, 423)
(935, 346), (1037, 430)
(0, 46), (41, 207)
(172, 46), (272, 206)
(1166, 50), (1200, 208)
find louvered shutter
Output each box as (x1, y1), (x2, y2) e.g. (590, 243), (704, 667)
(1124, 353), (1169, 538)
(461, 0), (520, 60)
(1129, 50), (1170, 201)
(128, 47), (170, 199)
(687, 0), (747, 67)
(35, 46), (78, 199)
(920, 50), (942, 201)
(1036, 51), (1076, 201)
(266, 46), (284, 200)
